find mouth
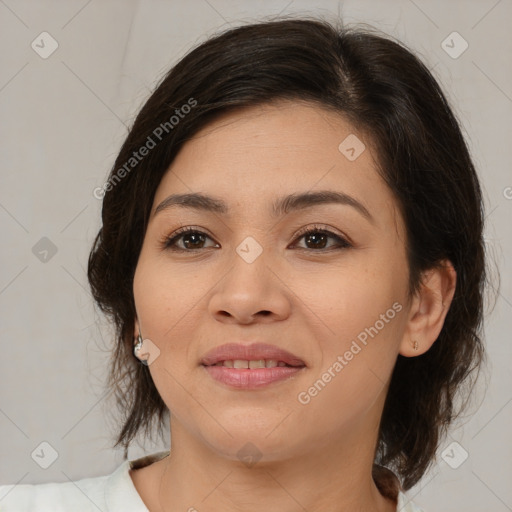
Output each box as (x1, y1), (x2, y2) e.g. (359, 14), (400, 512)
(204, 359), (303, 369)
(200, 342), (306, 367)
(200, 343), (306, 389)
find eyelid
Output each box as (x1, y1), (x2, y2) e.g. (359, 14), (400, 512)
(160, 225), (217, 250)
(291, 223), (353, 248)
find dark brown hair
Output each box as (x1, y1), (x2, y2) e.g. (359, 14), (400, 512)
(87, 15), (487, 490)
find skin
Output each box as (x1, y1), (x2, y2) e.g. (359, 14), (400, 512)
(129, 100), (456, 512)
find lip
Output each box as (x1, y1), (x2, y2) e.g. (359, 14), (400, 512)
(200, 342), (306, 389)
(203, 366), (305, 389)
(200, 342), (306, 367)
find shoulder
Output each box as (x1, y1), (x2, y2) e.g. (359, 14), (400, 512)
(0, 451), (169, 512)
(0, 473), (110, 512)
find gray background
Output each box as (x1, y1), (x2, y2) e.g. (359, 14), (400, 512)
(0, 1), (511, 510)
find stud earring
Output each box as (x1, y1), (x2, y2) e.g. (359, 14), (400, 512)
(412, 340), (419, 351)
(134, 333), (149, 365)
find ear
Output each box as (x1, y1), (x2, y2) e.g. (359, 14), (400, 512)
(133, 317), (140, 340)
(400, 259), (456, 357)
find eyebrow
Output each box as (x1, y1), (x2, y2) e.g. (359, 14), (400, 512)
(153, 190), (373, 223)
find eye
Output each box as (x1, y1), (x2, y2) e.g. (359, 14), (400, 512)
(291, 224), (352, 251)
(161, 226), (219, 251)
(161, 224), (352, 252)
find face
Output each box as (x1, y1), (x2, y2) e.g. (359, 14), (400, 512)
(132, 100), (413, 462)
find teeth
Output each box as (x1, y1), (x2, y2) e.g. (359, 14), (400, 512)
(215, 359), (289, 368)
(249, 359), (266, 369)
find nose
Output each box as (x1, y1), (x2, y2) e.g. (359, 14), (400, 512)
(207, 241), (291, 324)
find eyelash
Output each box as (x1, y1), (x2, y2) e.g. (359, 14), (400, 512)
(160, 224), (352, 252)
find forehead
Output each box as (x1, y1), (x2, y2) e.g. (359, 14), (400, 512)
(151, 100), (400, 231)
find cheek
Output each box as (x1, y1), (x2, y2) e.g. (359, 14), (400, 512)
(292, 257), (403, 337)
(133, 251), (206, 340)
(133, 257), (200, 413)
(293, 259), (406, 397)
(295, 293), (404, 434)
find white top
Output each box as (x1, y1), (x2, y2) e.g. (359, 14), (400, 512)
(0, 451), (424, 511)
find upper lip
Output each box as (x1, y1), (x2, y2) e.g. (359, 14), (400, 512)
(201, 343), (306, 367)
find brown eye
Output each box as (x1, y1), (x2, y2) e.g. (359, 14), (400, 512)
(162, 227), (218, 251)
(292, 226), (352, 251)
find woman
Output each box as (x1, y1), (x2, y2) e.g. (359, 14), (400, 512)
(0, 15), (486, 512)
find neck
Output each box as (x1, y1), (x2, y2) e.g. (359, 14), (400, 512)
(155, 421), (397, 512)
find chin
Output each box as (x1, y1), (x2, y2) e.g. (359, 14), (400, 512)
(194, 412), (300, 459)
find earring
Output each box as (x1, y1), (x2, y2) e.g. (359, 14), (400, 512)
(412, 340), (419, 351)
(134, 333), (149, 366)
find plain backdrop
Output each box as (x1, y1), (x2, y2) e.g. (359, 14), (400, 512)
(0, 1), (511, 510)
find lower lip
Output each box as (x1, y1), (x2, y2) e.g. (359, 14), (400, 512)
(202, 365), (305, 389)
